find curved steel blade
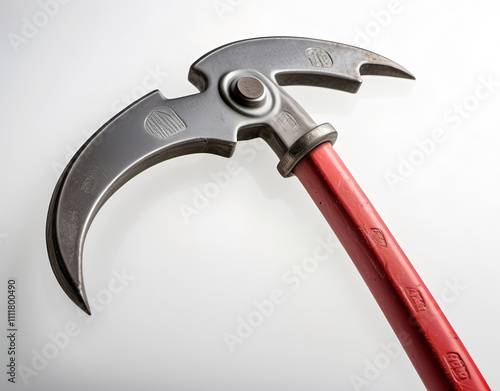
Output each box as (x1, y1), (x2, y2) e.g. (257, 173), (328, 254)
(46, 90), (240, 314)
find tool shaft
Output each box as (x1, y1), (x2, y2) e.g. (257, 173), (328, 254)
(294, 143), (489, 390)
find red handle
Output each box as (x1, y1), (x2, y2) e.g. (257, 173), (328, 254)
(294, 142), (489, 390)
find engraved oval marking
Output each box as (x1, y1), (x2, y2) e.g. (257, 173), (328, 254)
(306, 47), (333, 68)
(445, 352), (470, 381)
(369, 228), (387, 247)
(144, 107), (186, 139)
(406, 287), (427, 312)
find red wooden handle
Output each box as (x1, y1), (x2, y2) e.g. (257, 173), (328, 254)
(294, 142), (489, 390)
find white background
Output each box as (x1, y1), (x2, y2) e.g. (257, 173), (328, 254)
(1, 1), (499, 390)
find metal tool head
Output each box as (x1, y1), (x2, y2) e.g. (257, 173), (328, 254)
(46, 37), (414, 314)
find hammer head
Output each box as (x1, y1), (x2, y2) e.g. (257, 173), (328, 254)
(46, 37), (414, 314)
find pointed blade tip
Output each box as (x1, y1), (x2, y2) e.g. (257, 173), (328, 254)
(65, 276), (91, 315)
(61, 275), (92, 315)
(396, 67), (416, 80)
(359, 58), (416, 81)
(47, 242), (91, 316)
(76, 294), (92, 315)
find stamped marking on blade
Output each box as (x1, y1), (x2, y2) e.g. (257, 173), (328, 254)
(306, 47), (333, 68)
(144, 107), (186, 139)
(445, 352), (470, 381)
(406, 287), (427, 312)
(277, 111), (298, 132)
(80, 169), (108, 195)
(81, 175), (99, 194)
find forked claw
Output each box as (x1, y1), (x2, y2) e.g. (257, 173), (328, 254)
(189, 36), (414, 93)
